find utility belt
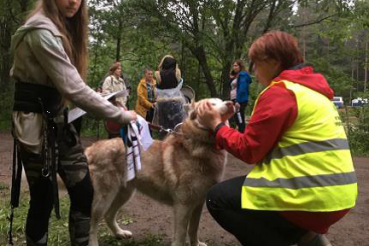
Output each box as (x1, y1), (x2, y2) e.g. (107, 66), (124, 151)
(9, 81), (63, 245)
(13, 81), (62, 116)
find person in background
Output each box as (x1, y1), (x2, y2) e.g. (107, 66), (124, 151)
(198, 30), (357, 246)
(136, 68), (157, 123)
(101, 61), (131, 138)
(155, 55), (181, 90)
(101, 61), (129, 109)
(229, 60), (252, 133)
(10, 0), (136, 245)
(154, 55), (185, 138)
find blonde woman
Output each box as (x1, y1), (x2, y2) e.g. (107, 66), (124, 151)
(101, 61), (128, 108)
(10, 0), (136, 245)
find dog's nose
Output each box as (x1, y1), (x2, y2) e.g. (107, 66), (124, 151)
(225, 101), (236, 113)
(225, 101), (233, 107)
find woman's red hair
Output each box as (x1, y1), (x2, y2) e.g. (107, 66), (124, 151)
(248, 31), (304, 71)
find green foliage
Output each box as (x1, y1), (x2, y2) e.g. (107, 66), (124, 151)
(0, 89), (14, 131)
(340, 105), (369, 156)
(310, 57), (353, 99)
(346, 108), (369, 156)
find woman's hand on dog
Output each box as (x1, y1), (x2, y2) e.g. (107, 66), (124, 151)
(197, 102), (222, 131)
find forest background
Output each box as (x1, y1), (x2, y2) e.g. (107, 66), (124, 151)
(0, 0), (368, 154)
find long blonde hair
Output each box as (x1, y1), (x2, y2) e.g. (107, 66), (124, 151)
(29, 0), (88, 80)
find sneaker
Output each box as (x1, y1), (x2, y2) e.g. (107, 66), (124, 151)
(298, 234), (332, 246)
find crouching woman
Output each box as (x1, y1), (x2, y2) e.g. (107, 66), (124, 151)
(198, 31), (357, 246)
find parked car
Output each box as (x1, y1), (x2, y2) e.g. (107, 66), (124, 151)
(332, 96), (344, 108)
(352, 98), (368, 107)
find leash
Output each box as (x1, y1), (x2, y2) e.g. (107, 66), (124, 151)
(148, 122), (173, 134)
(148, 122), (184, 135)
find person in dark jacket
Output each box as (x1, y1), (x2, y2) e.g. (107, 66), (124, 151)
(229, 60), (252, 133)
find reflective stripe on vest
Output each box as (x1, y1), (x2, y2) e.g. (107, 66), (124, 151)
(241, 80), (357, 212)
(264, 138), (349, 164)
(244, 171), (357, 189)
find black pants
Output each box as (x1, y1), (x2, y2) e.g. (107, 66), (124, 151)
(157, 100), (185, 139)
(146, 107), (155, 123)
(21, 122), (93, 246)
(232, 101), (248, 133)
(206, 176), (307, 246)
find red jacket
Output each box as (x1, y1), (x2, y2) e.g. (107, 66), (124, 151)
(216, 66), (348, 233)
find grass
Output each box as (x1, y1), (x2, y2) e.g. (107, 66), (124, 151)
(0, 187), (163, 246)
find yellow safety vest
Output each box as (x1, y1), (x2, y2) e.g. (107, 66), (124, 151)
(241, 80), (357, 212)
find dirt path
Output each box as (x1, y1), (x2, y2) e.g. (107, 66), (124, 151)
(0, 132), (368, 246)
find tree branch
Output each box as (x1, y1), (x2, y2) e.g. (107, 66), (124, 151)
(291, 14), (337, 28)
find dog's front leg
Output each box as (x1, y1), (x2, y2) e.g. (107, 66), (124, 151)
(172, 203), (192, 246)
(89, 213), (100, 246)
(188, 202), (207, 246)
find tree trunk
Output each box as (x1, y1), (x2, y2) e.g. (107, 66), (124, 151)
(115, 18), (123, 61)
(19, 0), (30, 13)
(350, 57), (355, 102)
(357, 38), (360, 92)
(0, 0), (14, 91)
(193, 46), (217, 97)
(365, 40), (368, 92)
(221, 62), (232, 100)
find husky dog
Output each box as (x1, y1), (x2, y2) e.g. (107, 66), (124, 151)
(87, 98), (234, 246)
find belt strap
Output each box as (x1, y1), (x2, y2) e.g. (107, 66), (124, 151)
(13, 81), (62, 116)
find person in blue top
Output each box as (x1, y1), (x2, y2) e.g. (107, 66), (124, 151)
(229, 60), (252, 132)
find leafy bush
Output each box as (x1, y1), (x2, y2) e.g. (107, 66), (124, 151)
(341, 106), (369, 156)
(347, 107), (369, 156)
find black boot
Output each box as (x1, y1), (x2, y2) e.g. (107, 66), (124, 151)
(26, 234), (48, 246)
(298, 234), (332, 246)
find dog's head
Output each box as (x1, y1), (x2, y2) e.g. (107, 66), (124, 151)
(179, 98), (234, 144)
(189, 98), (234, 127)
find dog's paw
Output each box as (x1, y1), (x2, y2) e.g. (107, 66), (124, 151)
(115, 229), (132, 239)
(191, 241), (207, 246)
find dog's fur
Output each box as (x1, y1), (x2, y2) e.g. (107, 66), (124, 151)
(87, 99), (234, 246)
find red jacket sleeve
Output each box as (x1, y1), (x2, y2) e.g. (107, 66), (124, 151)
(216, 83), (298, 164)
